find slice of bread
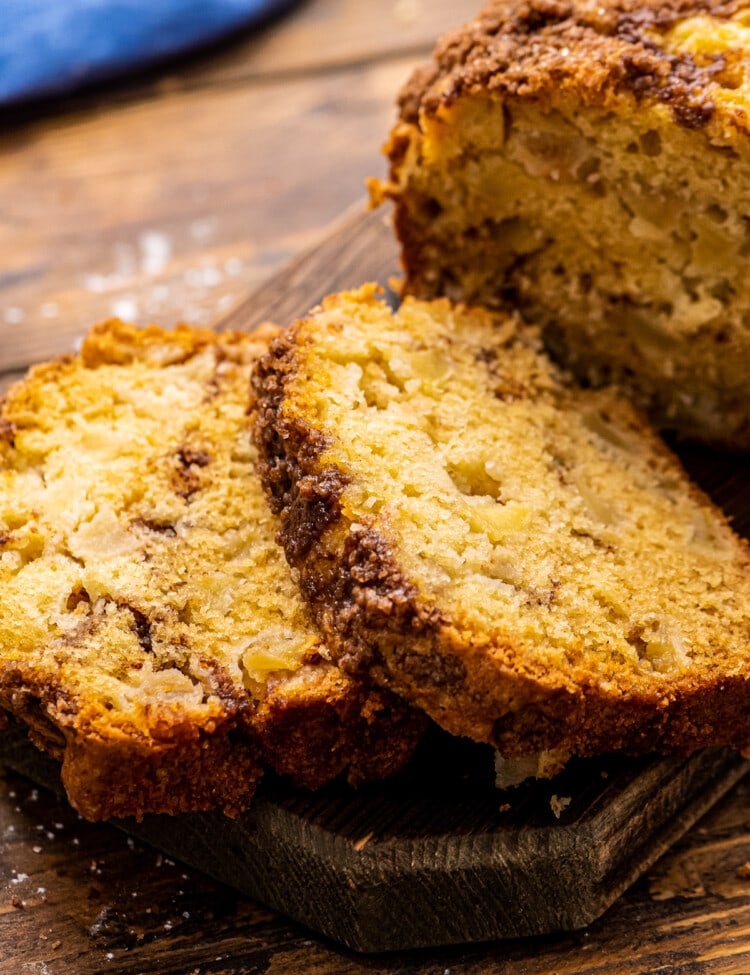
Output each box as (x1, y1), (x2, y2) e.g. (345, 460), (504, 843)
(372, 0), (750, 449)
(0, 320), (422, 821)
(253, 284), (750, 761)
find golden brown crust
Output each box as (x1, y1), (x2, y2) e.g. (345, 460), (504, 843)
(375, 1), (750, 449)
(399, 0), (748, 135)
(252, 289), (750, 760)
(256, 670), (423, 787)
(0, 321), (423, 821)
(0, 664), (261, 820)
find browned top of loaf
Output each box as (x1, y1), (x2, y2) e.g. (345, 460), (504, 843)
(252, 285), (750, 760)
(0, 321), (422, 821)
(399, 0), (750, 136)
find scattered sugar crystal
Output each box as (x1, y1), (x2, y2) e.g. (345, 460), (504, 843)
(190, 218), (215, 241)
(4, 307), (24, 324)
(83, 273), (110, 293)
(183, 265), (222, 289)
(394, 0), (421, 25)
(139, 230), (172, 276)
(199, 266), (221, 287)
(114, 242), (136, 277)
(150, 283), (170, 303)
(41, 302), (58, 318)
(110, 297), (138, 321)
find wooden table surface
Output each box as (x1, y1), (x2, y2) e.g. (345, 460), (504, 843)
(3, 2), (750, 972)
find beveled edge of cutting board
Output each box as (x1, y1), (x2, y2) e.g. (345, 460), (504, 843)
(1, 722), (746, 952)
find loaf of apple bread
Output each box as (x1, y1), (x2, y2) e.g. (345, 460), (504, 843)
(253, 285), (750, 760)
(373, 0), (750, 449)
(0, 320), (422, 821)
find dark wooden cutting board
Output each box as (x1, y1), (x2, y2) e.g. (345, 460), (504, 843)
(2, 205), (750, 954)
(1, 723), (747, 953)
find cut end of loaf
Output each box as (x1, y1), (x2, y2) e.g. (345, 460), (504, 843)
(377, 0), (750, 448)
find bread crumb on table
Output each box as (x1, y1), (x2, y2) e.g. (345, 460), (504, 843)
(550, 795), (572, 819)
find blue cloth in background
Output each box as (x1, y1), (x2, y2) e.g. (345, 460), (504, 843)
(0, 0), (297, 106)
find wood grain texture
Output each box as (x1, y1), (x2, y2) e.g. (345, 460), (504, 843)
(0, 0), (478, 384)
(5, 759), (750, 973)
(0, 60), (411, 375)
(222, 204), (401, 332)
(183, 0), (481, 83)
(2, 722), (747, 953)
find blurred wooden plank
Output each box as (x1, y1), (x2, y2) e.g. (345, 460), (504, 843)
(0, 57), (411, 374)
(0, 0), (480, 379)
(4, 753), (750, 973)
(5, 688), (746, 953)
(222, 204), (400, 331)
(0, 370), (24, 397)
(1, 0), (476, 126)
(189, 0), (480, 82)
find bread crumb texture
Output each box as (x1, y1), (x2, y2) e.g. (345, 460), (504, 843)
(253, 285), (750, 758)
(376, 0), (750, 447)
(0, 320), (421, 820)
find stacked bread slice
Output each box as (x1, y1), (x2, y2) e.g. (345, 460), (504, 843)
(0, 320), (423, 820)
(252, 284), (750, 763)
(7, 0), (750, 820)
(5, 287), (750, 819)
